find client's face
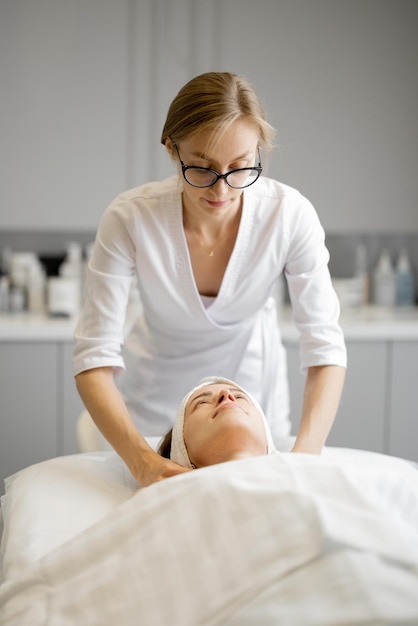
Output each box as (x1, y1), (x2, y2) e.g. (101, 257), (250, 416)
(183, 383), (267, 468)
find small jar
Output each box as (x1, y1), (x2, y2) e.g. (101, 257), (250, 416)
(47, 277), (80, 317)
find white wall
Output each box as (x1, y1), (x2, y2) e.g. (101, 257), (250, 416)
(1, 0), (417, 232)
(219, 0), (418, 233)
(0, 0), (129, 230)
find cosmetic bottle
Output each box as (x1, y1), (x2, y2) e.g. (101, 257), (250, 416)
(59, 242), (83, 314)
(27, 259), (46, 313)
(47, 277), (79, 317)
(372, 249), (396, 307)
(395, 248), (415, 307)
(0, 274), (10, 313)
(354, 243), (369, 306)
(9, 254), (32, 313)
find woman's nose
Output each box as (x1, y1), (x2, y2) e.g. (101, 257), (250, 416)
(217, 389), (236, 404)
(210, 178), (229, 195)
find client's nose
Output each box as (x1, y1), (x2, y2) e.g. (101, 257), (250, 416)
(217, 389), (236, 405)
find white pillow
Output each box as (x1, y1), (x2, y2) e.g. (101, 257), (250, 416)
(1, 451), (140, 581)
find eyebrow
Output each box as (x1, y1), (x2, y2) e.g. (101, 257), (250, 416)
(189, 390), (213, 407)
(189, 151), (253, 164)
(187, 388), (249, 412)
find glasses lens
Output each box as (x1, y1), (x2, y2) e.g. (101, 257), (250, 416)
(183, 166), (262, 188)
(184, 168), (218, 188)
(226, 168), (261, 189)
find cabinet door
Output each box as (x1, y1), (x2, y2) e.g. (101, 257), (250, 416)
(333, 342), (386, 452)
(389, 341), (418, 462)
(0, 342), (58, 495)
(59, 343), (84, 455)
(284, 341), (387, 453)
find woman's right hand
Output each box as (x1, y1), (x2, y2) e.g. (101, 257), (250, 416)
(133, 447), (193, 488)
(76, 367), (192, 488)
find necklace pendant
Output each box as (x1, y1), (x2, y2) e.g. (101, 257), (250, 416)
(209, 250), (214, 257)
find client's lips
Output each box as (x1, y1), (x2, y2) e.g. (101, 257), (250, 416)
(213, 403), (245, 418)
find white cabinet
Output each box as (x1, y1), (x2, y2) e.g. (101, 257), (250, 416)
(60, 343), (84, 455)
(285, 339), (417, 462)
(0, 343), (58, 493)
(0, 341), (82, 496)
(389, 342), (418, 462)
(328, 342), (387, 453)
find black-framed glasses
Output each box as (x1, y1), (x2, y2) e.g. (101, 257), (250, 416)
(174, 144), (262, 189)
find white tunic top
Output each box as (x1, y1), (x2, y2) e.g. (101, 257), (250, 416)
(73, 176), (346, 442)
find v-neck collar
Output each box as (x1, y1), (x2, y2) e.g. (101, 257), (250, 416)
(173, 191), (253, 322)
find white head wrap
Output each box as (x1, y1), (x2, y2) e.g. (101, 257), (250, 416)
(170, 376), (276, 468)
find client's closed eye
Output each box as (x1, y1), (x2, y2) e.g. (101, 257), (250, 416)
(234, 393), (249, 403)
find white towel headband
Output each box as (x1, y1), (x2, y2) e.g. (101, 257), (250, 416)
(170, 376), (275, 468)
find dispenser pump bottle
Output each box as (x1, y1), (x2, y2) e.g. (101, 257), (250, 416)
(372, 249), (396, 307)
(395, 248), (415, 307)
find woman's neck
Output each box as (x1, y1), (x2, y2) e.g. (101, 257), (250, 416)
(183, 206), (241, 244)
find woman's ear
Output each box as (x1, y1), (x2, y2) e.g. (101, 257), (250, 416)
(164, 137), (176, 160)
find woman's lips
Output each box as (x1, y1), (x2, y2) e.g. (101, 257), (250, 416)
(205, 199), (228, 209)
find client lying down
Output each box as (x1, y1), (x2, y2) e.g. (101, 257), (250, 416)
(159, 376), (276, 468)
(1, 377), (418, 625)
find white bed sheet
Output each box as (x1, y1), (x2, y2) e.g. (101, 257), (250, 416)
(1, 445), (418, 625)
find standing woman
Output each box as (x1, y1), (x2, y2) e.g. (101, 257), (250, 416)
(74, 72), (346, 486)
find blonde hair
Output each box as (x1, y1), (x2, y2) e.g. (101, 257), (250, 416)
(161, 72), (275, 153)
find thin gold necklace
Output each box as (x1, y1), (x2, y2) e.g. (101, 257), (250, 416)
(200, 230), (230, 257)
(184, 211), (239, 257)
(184, 221), (231, 257)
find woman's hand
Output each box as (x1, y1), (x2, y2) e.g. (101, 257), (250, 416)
(76, 367), (192, 487)
(133, 447), (193, 488)
(292, 364), (346, 454)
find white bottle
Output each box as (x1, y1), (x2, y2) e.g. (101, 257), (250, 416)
(372, 249), (396, 307)
(395, 248), (415, 307)
(59, 242), (83, 314)
(353, 243), (369, 306)
(60, 242), (83, 279)
(47, 277), (80, 318)
(27, 259), (46, 313)
(0, 275), (10, 313)
(9, 253), (34, 312)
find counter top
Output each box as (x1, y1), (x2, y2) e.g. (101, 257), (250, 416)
(338, 306), (418, 341)
(279, 306), (418, 342)
(1, 306), (418, 342)
(0, 313), (78, 341)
